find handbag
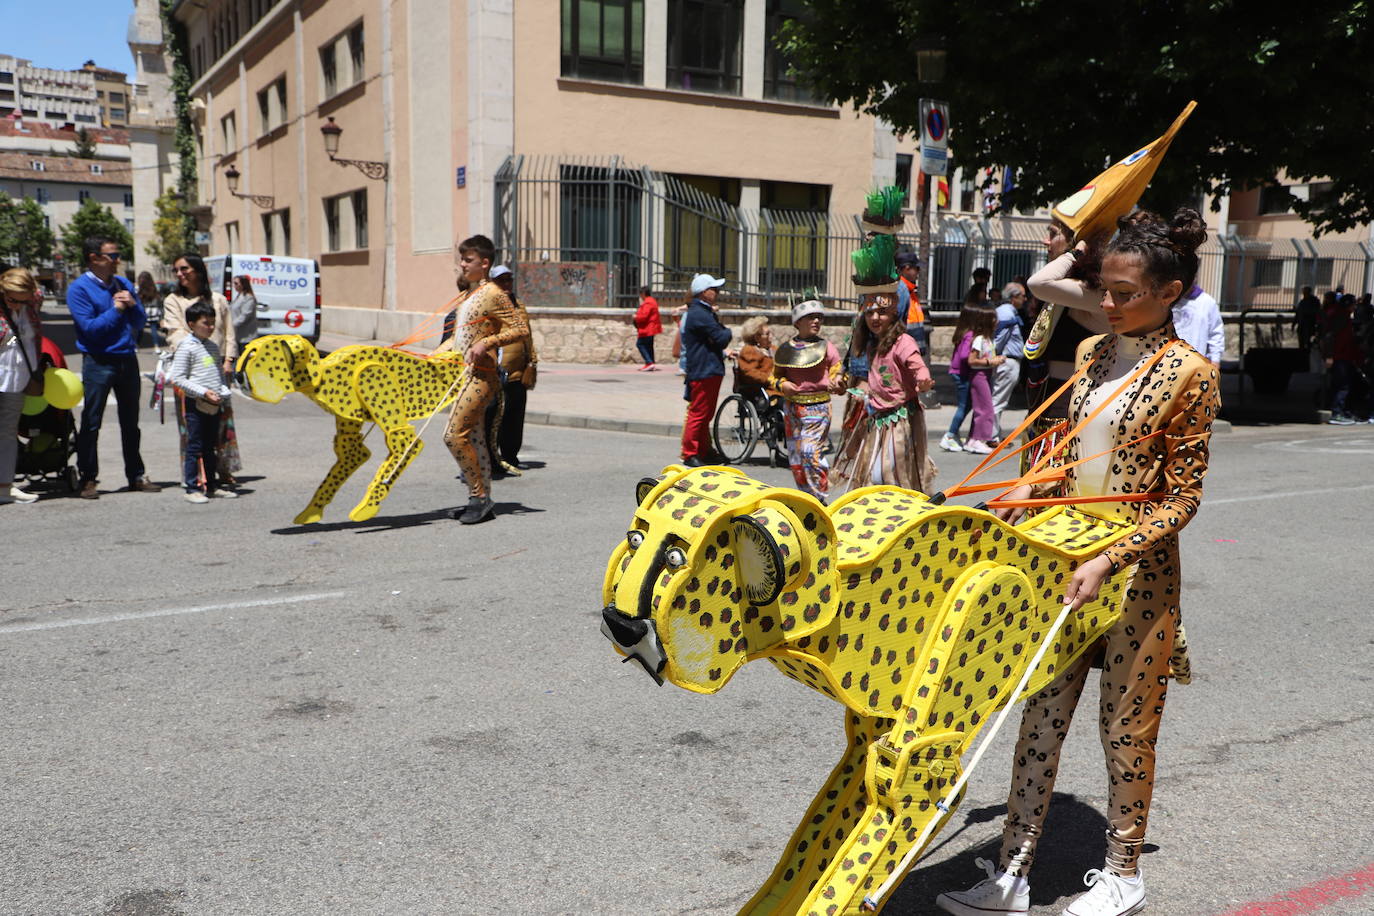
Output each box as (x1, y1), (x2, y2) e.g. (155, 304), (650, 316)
(523, 361), (537, 390)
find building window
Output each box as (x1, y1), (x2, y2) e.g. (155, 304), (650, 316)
(110, 108), (126, 120)
(1258, 185), (1291, 216)
(561, 0), (644, 84)
(225, 220), (240, 252)
(1311, 258), (1334, 287)
(758, 180), (829, 290)
(30, 160), (44, 172)
(221, 111), (237, 155)
(111, 91), (125, 103)
(666, 0), (743, 94)
(323, 189), (368, 251)
(124, 218), (135, 231)
(79, 190), (91, 203)
(894, 154), (914, 205)
(320, 23), (365, 100)
(262, 208), (291, 255)
(1252, 258), (1283, 287)
(123, 192), (134, 207)
(763, 0), (817, 102)
(257, 77), (288, 134)
(75, 113), (96, 123)
(0, 70), (12, 84)
(90, 163), (103, 175)
(36, 188), (50, 205)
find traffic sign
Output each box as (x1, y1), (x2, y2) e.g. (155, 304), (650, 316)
(919, 98), (950, 177)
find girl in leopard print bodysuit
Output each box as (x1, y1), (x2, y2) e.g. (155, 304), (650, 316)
(938, 209), (1220, 916)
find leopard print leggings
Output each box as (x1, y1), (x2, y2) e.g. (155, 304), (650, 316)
(443, 372), (498, 499)
(1000, 536), (1180, 879)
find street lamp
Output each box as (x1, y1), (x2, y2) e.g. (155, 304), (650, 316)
(913, 36), (948, 305)
(320, 116), (388, 180)
(223, 164), (275, 209)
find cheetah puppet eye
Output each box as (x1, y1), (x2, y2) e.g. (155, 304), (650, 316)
(626, 530), (645, 550)
(664, 547), (688, 568)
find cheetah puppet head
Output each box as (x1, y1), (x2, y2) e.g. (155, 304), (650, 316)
(601, 466), (840, 691)
(236, 335), (321, 403)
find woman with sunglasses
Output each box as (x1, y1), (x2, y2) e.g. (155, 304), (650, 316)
(162, 254), (244, 487)
(937, 208), (1220, 916)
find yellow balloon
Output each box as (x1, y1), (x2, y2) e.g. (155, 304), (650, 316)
(43, 367), (84, 410)
(21, 394), (46, 416)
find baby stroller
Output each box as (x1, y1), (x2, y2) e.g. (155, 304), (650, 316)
(15, 337), (81, 493)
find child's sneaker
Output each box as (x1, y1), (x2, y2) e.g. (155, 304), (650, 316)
(940, 433), (963, 452)
(184, 490), (209, 504)
(936, 857), (1029, 915)
(210, 489), (239, 499)
(964, 440), (994, 454)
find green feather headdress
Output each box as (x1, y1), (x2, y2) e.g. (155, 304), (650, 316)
(851, 233), (898, 294)
(861, 185), (906, 233)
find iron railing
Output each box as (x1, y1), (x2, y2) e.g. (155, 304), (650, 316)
(493, 154), (1373, 312)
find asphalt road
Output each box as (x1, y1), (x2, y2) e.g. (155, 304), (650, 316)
(3, 392), (1373, 916)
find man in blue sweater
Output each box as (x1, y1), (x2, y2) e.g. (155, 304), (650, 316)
(680, 273), (734, 467)
(68, 237), (160, 498)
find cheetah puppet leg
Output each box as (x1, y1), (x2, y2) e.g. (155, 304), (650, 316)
(295, 417), (369, 525)
(347, 361), (424, 522)
(740, 712), (890, 916)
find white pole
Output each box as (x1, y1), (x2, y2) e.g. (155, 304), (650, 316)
(862, 601), (1078, 912)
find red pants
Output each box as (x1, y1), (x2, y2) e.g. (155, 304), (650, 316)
(681, 375), (722, 459)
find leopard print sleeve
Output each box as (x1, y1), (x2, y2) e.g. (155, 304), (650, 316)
(478, 285), (530, 352)
(1100, 358), (1220, 573)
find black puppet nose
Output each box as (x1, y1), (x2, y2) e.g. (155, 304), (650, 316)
(601, 605), (648, 646)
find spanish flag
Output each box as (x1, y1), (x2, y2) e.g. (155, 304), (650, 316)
(936, 177), (950, 208)
(1051, 101), (1197, 244)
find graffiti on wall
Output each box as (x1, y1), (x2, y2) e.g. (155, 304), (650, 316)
(517, 262), (611, 309)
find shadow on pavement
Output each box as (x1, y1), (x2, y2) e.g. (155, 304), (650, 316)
(269, 508), (452, 535)
(884, 792), (1110, 913)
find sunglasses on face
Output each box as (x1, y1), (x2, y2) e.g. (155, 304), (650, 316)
(102, 251), (122, 261)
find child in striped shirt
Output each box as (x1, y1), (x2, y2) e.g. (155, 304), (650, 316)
(169, 301), (236, 503)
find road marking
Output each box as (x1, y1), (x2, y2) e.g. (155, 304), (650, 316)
(1215, 861), (1374, 915)
(0, 591), (348, 635)
(1260, 436), (1374, 455)
(1208, 483), (1374, 506)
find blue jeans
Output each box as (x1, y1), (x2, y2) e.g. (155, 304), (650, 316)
(904, 322), (930, 358)
(183, 404), (220, 492)
(636, 336), (655, 365)
(946, 373), (971, 438)
(77, 353), (145, 484)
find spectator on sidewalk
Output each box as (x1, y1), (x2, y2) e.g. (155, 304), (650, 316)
(137, 272), (163, 349)
(230, 275), (259, 352)
(895, 248), (928, 357)
(734, 316), (775, 411)
(168, 301), (236, 503)
(1294, 286), (1321, 351)
(1322, 294), (1365, 424)
(992, 282), (1027, 438)
(1172, 283), (1224, 365)
(0, 267), (42, 505)
(163, 254), (244, 488)
(634, 286), (662, 371)
(484, 265), (536, 475)
(68, 236), (161, 499)
(680, 274), (733, 467)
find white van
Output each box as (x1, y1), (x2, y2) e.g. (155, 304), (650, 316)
(204, 254), (321, 343)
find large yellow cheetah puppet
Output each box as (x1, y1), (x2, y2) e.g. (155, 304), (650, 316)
(601, 465), (1136, 915)
(236, 335), (464, 524)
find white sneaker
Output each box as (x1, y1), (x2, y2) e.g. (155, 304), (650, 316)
(9, 485), (39, 503)
(1061, 869), (1145, 916)
(210, 489), (239, 499)
(964, 440), (994, 454)
(940, 433), (964, 452)
(936, 857), (1030, 916)
(184, 490), (209, 504)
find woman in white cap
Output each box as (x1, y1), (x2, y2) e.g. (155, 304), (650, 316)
(773, 299), (841, 501)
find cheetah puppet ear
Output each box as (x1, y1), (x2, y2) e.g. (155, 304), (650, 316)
(731, 514), (784, 606)
(636, 476), (661, 505)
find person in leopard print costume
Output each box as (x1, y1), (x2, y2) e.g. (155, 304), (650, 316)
(938, 208), (1220, 916)
(434, 235), (529, 525)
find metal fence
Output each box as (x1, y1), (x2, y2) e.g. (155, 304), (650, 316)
(494, 155), (1373, 312)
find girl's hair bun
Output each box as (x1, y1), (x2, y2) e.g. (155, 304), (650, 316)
(1167, 207), (1207, 256)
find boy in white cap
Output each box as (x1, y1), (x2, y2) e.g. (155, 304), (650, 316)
(773, 299), (841, 501)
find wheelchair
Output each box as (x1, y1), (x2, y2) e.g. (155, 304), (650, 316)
(711, 365), (787, 466)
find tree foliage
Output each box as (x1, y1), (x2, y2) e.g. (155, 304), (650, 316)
(68, 127), (99, 159)
(59, 199), (134, 270)
(161, 0), (198, 201)
(0, 193), (57, 269)
(780, 0), (1374, 234)
(145, 189), (197, 266)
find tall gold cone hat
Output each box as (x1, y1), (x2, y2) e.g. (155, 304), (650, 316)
(1051, 101), (1197, 243)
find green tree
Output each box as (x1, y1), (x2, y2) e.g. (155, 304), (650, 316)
(780, 0), (1374, 234)
(68, 127), (99, 159)
(59, 199), (134, 271)
(145, 190), (197, 266)
(0, 193), (57, 268)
